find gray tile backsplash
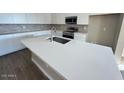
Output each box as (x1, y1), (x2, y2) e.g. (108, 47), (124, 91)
(0, 24), (88, 35)
(0, 24), (51, 35)
(52, 24), (88, 33)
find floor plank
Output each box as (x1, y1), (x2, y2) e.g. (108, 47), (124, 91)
(0, 49), (49, 80)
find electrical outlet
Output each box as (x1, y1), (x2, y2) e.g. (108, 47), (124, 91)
(83, 26), (87, 30)
(22, 25), (26, 29)
(103, 27), (106, 31)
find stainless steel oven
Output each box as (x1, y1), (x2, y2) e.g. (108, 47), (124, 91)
(63, 16), (78, 39)
(63, 27), (78, 39)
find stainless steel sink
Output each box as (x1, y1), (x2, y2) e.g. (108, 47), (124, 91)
(48, 37), (70, 44)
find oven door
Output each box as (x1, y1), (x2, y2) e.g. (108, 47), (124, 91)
(63, 31), (74, 39)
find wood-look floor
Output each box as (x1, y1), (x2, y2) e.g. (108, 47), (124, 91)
(0, 49), (49, 80)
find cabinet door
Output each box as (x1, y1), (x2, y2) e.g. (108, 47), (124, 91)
(77, 13), (89, 24)
(0, 13), (14, 24)
(0, 34), (25, 56)
(26, 13), (51, 24)
(55, 13), (65, 24)
(13, 13), (27, 24)
(43, 13), (51, 24)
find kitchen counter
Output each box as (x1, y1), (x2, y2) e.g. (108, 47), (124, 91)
(22, 31), (122, 80)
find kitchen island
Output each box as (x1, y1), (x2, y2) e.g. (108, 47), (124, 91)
(22, 32), (122, 80)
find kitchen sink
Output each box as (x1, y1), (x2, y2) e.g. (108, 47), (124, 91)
(48, 37), (70, 44)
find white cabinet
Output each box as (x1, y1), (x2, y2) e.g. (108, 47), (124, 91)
(77, 14), (89, 24)
(13, 13), (27, 24)
(0, 13), (27, 24)
(0, 35), (24, 56)
(0, 13), (14, 24)
(0, 34), (28, 56)
(26, 13), (51, 24)
(52, 13), (65, 24)
(51, 13), (90, 25)
(0, 13), (51, 24)
(0, 13), (112, 24)
(0, 31), (50, 56)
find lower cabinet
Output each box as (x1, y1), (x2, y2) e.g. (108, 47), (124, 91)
(0, 31), (50, 56)
(0, 34), (27, 56)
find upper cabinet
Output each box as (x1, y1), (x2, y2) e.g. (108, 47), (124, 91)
(26, 13), (51, 24)
(0, 13), (51, 24)
(13, 13), (27, 24)
(0, 13), (113, 24)
(77, 13), (90, 24)
(0, 13), (14, 24)
(51, 13), (90, 25)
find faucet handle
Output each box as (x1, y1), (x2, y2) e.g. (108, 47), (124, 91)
(51, 26), (56, 32)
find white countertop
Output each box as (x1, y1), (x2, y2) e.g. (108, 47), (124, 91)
(22, 32), (122, 80)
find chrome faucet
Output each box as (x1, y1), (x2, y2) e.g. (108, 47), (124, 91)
(50, 26), (56, 42)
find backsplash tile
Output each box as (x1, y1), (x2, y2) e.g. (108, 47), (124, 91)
(0, 24), (51, 35)
(52, 24), (88, 33)
(0, 24), (88, 35)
